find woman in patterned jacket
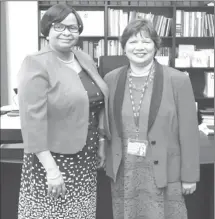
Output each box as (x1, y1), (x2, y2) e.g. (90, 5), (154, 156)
(17, 3), (110, 219)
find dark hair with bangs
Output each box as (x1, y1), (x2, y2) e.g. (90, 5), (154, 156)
(120, 19), (162, 53)
(41, 3), (83, 37)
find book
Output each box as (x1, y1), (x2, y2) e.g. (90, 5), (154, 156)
(203, 72), (214, 98)
(176, 10), (182, 37)
(199, 123), (214, 136)
(209, 51), (214, 67)
(178, 44), (195, 57)
(191, 50), (209, 67)
(177, 10), (214, 37)
(78, 11), (104, 36)
(155, 56), (169, 66)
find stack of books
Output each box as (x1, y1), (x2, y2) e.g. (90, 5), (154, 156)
(199, 108), (214, 136)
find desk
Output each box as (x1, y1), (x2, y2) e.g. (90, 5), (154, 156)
(1, 116), (214, 219)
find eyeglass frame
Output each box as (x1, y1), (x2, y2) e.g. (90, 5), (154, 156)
(52, 23), (80, 33)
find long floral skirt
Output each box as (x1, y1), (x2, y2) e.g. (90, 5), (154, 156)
(18, 130), (99, 219)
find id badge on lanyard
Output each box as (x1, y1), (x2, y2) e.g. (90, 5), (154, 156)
(127, 67), (153, 157)
(127, 138), (148, 157)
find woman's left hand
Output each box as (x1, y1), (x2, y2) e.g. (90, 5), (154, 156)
(97, 139), (106, 169)
(182, 182), (196, 195)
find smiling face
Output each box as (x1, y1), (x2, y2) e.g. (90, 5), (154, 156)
(48, 13), (79, 52)
(124, 31), (156, 67)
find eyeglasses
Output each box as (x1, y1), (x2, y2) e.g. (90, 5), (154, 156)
(52, 23), (79, 33)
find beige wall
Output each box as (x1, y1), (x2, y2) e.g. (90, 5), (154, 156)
(1, 2), (9, 106)
(1, 1), (38, 105)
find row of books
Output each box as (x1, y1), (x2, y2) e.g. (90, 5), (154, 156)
(175, 45), (214, 68)
(156, 47), (170, 57)
(155, 47), (171, 66)
(40, 9), (214, 38)
(129, 11), (172, 37)
(39, 1), (106, 5)
(108, 9), (129, 37)
(82, 40), (104, 64)
(40, 10), (172, 37)
(107, 40), (124, 56)
(38, 1), (214, 6)
(176, 10), (214, 37)
(108, 9), (172, 37)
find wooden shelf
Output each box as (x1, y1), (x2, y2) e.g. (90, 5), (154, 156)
(195, 96), (214, 100)
(39, 4), (105, 9)
(107, 5), (173, 8)
(176, 6), (214, 11)
(176, 37), (214, 40)
(175, 37), (214, 47)
(107, 36), (173, 39)
(39, 35), (105, 39)
(176, 67), (214, 71)
(79, 35), (105, 38)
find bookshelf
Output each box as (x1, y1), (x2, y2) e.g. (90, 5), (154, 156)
(37, 0), (214, 120)
(1, 2), (214, 219)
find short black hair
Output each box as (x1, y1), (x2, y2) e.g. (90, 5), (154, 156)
(120, 19), (161, 52)
(41, 3), (83, 37)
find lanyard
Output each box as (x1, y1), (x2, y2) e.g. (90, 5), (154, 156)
(128, 65), (154, 139)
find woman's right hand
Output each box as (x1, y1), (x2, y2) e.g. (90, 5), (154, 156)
(97, 138), (106, 169)
(47, 170), (66, 199)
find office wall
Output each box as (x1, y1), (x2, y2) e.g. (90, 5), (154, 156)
(1, 2), (8, 106)
(3, 1), (38, 104)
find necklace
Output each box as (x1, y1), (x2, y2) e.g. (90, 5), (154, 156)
(128, 65), (154, 92)
(130, 70), (150, 77)
(130, 62), (153, 77)
(49, 44), (75, 64)
(57, 53), (75, 64)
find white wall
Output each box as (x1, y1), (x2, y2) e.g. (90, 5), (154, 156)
(5, 1), (38, 104)
(1, 2), (9, 106)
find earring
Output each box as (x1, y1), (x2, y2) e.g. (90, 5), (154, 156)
(46, 36), (49, 41)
